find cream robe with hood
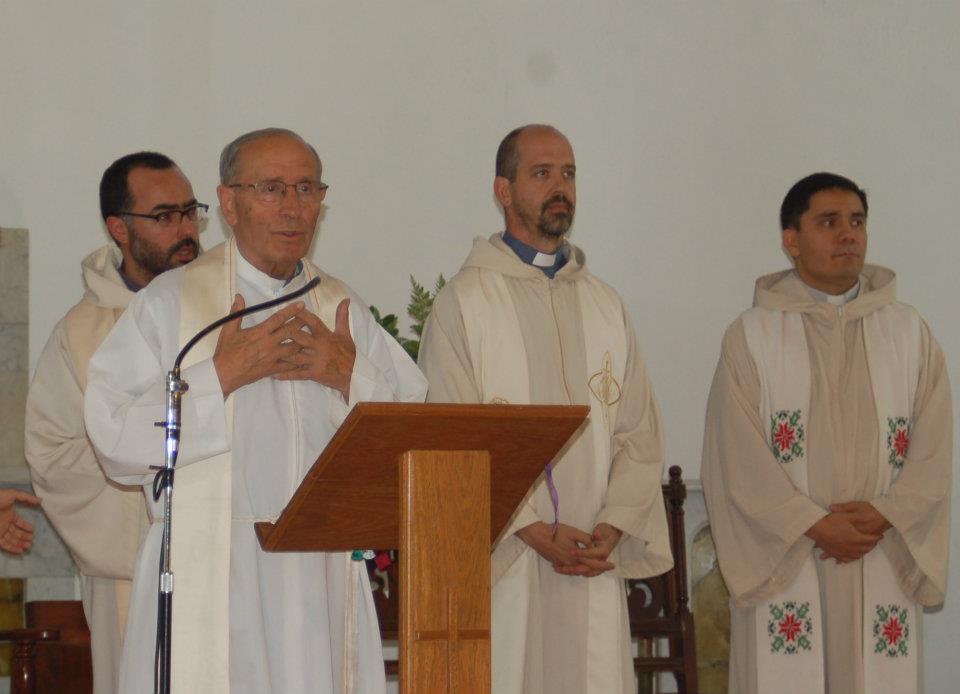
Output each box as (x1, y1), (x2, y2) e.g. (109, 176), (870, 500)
(701, 266), (952, 694)
(25, 244), (150, 694)
(419, 233), (673, 694)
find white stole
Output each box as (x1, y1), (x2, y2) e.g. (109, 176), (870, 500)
(172, 239), (358, 693)
(742, 303), (922, 694)
(455, 266), (629, 694)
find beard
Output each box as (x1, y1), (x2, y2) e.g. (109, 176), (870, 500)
(536, 194), (574, 238)
(129, 232), (200, 279)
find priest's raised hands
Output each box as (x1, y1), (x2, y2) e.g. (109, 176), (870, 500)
(276, 297), (356, 400)
(213, 295), (308, 396)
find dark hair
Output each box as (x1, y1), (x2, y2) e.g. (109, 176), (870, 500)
(99, 151), (177, 221)
(219, 127), (321, 184)
(495, 123), (561, 181)
(495, 126), (527, 181)
(780, 172), (868, 230)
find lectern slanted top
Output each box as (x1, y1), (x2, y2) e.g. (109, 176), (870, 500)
(255, 402), (589, 551)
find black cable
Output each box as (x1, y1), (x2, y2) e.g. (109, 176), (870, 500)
(155, 540), (169, 694)
(174, 276), (320, 370)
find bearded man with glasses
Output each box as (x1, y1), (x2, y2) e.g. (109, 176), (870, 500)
(25, 151), (205, 694)
(83, 128), (427, 694)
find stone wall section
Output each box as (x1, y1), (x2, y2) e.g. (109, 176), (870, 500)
(0, 229), (29, 485)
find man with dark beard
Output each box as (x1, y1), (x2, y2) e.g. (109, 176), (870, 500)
(25, 151), (203, 694)
(418, 124), (673, 694)
(100, 151), (203, 288)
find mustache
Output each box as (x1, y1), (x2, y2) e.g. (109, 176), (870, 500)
(168, 238), (199, 258)
(833, 246), (861, 256)
(541, 194), (573, 214)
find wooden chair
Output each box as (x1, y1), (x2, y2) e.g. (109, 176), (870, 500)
(371, 465), (699, 692)
(0, 600), (93, 694)
(626, 465), (698, 693)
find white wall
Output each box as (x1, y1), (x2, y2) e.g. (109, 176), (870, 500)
(3, 1), (958, 688)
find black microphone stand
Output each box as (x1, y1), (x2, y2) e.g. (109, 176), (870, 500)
(152, 276), (320, 694)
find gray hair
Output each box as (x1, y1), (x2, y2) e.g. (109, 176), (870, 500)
(219, 127), (322, 184)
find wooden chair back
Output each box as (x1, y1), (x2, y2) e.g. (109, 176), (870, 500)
(0, 600), (93, 694)
(626, 465), (699, 693)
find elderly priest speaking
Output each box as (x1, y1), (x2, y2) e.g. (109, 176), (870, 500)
(84, 127), (427, 694)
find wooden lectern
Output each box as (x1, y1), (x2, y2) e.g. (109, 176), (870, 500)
(255, 402), (588, 694)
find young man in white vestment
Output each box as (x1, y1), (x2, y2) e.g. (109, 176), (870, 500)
(25, 151), (202, 694)
(701, 172), (952, 694)
(418, 124), (674, 694)
(83, 128), (427, 694)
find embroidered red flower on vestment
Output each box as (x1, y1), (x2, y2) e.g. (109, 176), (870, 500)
(893, 429), (910, 458)
(773, 422), (795, 452)
(778, 613), (803, 642)
(873, 603), (910, 657)
(882, 616), (904, 646)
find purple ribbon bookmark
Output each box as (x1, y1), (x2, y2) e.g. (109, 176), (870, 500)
(545, 461), (560, 535)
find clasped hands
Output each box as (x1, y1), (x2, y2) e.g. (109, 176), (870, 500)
(805, 501), (892, 564)
(213, 295), (356, 400)
(516, 521), (622, 577)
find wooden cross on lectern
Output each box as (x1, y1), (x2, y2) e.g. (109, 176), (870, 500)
(414, 589), (491, 691)
(400, 451), (492, 694)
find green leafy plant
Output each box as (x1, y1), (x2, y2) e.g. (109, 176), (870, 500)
(370, 275), (446, 361)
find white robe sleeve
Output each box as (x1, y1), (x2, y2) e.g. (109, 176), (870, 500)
(83, 279), (230, 486)
(343, 293), (428, 408)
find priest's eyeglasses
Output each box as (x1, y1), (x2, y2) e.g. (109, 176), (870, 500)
(228, 179), (329, 204)
(119, 203), (209, 228)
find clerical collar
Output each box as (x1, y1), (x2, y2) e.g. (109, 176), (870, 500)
(284, 261), (305, 287)
(803, 279), (860, 306)
(235, 247), (305, 296)
(502, 230), (568, 279)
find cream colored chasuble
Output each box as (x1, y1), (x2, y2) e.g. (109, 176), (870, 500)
(456, 267), (632, 694)
(742, 302), (922, 694)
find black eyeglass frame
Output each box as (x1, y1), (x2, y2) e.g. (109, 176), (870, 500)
(117, 203), (209, 224)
